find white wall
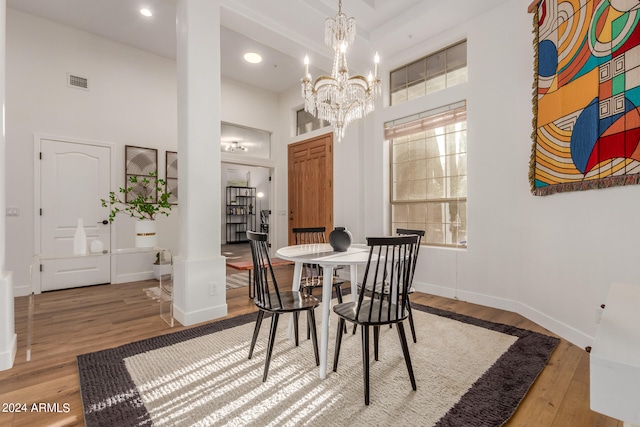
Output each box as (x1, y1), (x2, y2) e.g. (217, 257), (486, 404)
(460, 0), (640, 348)
(220, 78), (278, 134)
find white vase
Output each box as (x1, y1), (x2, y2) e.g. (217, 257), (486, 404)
(135, 219), (157, 248)
(89, 239), (104, 254)
(73, 218), (87, 255)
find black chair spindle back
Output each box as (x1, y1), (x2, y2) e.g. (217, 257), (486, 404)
(293, 226), (327, 245)
(293, 227), (327, 281)
(248, 230), (282, 310)
(396, 228), (424, 288)
(355, 235), (419, 324)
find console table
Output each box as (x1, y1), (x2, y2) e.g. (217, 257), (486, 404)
(27, 247), (173, 361)
(590, 283), (640, 427)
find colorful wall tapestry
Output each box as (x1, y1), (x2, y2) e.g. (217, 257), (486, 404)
(530, 0), (640, 195)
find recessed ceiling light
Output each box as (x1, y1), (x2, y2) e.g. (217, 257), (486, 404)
(140, 8), (152, 17)
(244, 52), (262, 64)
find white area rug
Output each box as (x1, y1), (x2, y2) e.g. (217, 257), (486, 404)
(78, 303), (559, 426)
(225, 272), (249, 290)
(143, 287), (170, 302)
(143, 273), (248, 301)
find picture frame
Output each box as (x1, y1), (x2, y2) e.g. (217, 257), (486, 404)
(125, 145), (158, 203)
(166, 151), (178, 205)
(226, 169), (250, 187)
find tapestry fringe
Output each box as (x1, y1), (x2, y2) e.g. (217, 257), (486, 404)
(533, 175), (640, 196)
(529, 6), (539, 195)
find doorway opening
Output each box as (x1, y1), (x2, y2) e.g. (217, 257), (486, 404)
(221, 163), (272, 244)
(221, 162), (275, 299)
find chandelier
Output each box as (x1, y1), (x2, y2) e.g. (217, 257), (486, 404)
(301, 0), (381, 142)
(224, 141), (247, 152)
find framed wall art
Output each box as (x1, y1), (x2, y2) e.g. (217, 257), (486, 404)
(166, 151), (178, 204)
(125, 145), (158, 203)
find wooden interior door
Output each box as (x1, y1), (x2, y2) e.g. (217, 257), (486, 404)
(288, 134), (334, 244)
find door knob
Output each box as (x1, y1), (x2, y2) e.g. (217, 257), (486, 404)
(99, 220), (109, 225)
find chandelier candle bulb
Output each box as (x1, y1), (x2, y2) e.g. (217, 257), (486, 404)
(304, 55), (309, 77)
(374, 52), (379, 76)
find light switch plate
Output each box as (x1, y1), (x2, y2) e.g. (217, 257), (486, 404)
(5, 207), (19, 216)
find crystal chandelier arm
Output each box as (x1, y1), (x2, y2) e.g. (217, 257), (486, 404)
(348, 75), (381, 97)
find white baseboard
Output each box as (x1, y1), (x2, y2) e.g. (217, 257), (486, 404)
(12, 271), (155, 295)
(515, 301), (592, 350)
(414, 281), (593, 350)
(0, 333), (17, 371)
(173, 303), (228, 326)
(113, 271), (154, 284)
(13, 284), (30, 298)
(0, 272), (17, 371)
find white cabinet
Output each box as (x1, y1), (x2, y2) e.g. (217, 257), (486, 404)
(590, 283), (640, 426)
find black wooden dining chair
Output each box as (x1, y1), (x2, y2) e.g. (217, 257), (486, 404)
(292, 226), (345, 303)
(247, 230), (320, 382)
(332, 235), (419, 405)
(354, 228), (424, 342)
(293, 226), (347, 336)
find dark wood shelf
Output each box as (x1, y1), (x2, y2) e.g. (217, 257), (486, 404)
(225, 186), (256, 243)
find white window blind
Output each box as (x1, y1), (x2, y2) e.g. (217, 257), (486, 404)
(388, 101), (467, 247)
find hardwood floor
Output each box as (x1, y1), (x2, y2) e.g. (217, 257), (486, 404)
(0, 259), (621, 426)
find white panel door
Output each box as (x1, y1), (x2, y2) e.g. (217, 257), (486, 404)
(40, 139), (111, 291)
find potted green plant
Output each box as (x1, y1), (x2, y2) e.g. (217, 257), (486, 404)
(101, 172), (172, 247)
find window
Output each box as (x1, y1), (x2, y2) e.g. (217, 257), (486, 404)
(221, 122), (271, 159)
(296, 108), (329, 136)
(390, 41), (467, 105)
(388, 102), (467, 247)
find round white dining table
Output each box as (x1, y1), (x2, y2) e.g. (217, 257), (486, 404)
(275, 243), (372, 379)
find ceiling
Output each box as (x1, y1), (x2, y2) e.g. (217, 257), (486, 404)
(6, 0), (513, 94)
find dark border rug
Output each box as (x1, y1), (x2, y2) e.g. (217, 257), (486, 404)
(77, 303), (559, 426)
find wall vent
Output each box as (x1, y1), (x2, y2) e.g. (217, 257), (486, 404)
(67, 73), (89, 90)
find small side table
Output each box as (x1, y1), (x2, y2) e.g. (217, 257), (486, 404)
(27, 247), (173, 361)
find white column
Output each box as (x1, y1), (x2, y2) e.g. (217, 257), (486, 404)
(0, 0), (17, 371)
(173, 0), (227, 325)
